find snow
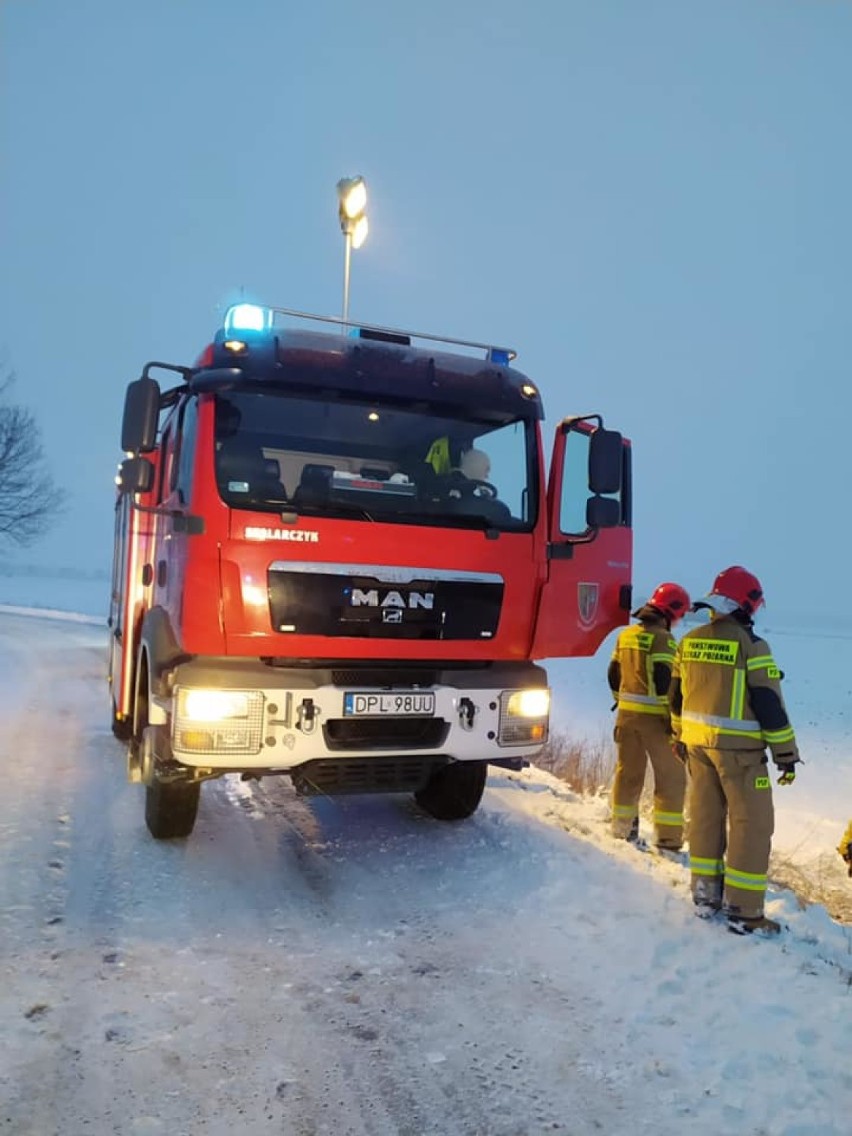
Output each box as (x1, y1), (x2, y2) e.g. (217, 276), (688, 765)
(2, 577), (852, 1135)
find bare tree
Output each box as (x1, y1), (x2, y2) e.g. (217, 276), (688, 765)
(0, 366), (62, 546)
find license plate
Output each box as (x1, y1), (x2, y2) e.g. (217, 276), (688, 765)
(343, 692), (435, 717)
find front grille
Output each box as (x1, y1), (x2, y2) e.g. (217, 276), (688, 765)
(268, 569), (503, 640)
(331, 668), (437, 687)
(323, 717), (449, 751)
(292, 757), (447, 796)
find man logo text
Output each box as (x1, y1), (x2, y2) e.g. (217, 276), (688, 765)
(350, 589), (435, 610)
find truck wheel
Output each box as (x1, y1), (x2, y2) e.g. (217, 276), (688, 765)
(145, 778), (201, 839)
(414, 761), (487, 821)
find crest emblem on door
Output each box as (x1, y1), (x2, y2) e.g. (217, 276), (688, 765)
(577, 582), (600, 627)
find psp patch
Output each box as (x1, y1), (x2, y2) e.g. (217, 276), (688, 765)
(682, 638), (739, 665)
(577, 582), (599, 627)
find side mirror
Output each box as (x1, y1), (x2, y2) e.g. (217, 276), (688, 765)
(121, 377), (160, 454)
(586, 494), (621, 529)
(588, 428), (623, 495)
(117, 456), (154, 495)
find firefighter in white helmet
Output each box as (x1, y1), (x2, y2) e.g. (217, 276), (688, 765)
(608, 582), (691, 850)
(669, 566), (800, 936)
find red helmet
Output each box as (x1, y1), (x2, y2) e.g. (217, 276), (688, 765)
(708, 566), (765, 616)
(648, 582), (691, 622)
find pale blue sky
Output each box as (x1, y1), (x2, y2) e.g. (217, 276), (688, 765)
(2, 0), (850, 617)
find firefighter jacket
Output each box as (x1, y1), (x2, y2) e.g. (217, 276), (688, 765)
(669, 612), (799, 765)
(608, 606), (677, 726)
(837, 818), (852, 860)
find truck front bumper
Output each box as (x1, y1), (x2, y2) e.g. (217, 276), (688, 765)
(154, 659), (550, 772)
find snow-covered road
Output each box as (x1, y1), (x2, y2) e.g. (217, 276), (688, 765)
(2, 611), (852, 1136)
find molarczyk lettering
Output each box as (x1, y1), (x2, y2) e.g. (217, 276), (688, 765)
(350, 588), (435, 610)
(244, 527), (320, 543)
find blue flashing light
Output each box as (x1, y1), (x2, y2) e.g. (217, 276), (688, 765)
(487, 347), (511, 366)
(224, 303), (270, 334)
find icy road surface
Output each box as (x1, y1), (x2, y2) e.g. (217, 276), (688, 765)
(1, 611), (852, 1136)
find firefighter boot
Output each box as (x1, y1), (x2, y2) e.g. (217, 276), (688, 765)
(726, 913), (781, 937)
(612, 814), (642, 842)
(624, 816), (649, 850)
(692, 877), (723, 920)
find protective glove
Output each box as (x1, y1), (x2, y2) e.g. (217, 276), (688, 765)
(776, 762), (797, 786)
(671, 740), (688, 763)
(839, 843), (852, 878)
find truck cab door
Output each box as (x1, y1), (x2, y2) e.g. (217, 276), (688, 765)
(531, 416), (632, 658)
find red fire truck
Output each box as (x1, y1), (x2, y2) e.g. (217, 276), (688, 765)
(109, 304), (632, 838)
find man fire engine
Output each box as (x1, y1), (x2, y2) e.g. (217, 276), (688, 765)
(108, 303), (633, 838)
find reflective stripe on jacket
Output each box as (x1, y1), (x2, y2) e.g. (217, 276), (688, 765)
(609, 610), (676, 724)
(669, 613), (799, 762)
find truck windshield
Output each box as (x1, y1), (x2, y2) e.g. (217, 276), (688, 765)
(214, 391), (537, 530)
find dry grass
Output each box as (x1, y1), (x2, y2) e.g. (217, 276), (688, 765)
(533, 729), (616, 797)
(770, 850), (852, 924)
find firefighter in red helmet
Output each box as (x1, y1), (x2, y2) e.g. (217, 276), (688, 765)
(608, 581), (691, 850)
(669, 567), (800, 935)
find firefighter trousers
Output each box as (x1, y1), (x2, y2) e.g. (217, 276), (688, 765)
(687, 746), (774, 920)
(611, 716), (685, 847)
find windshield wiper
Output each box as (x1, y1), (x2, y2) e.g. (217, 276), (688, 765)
(444, 514), (503, 537)
(232, 495), (292, 511)
(290, 502), (377, 522)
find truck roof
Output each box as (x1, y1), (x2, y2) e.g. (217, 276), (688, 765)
(185, 305), (544, 422)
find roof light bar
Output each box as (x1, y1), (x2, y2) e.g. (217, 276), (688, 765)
(263, 305), (518, 363)
(487, 347), (512, 366)
(223, 304), (271, 334)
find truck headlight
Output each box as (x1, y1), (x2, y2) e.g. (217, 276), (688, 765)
(498, 688), (550, 746)
(173, 688), (264, 755)
(182, 690), (251, 721)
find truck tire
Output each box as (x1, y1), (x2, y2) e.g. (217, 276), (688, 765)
(145, 778), (201, 839)
(414, 761), (487, 821)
